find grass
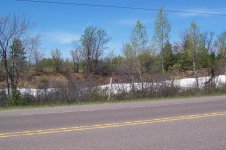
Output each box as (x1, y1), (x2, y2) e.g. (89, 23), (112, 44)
(1, 91), (226, 111)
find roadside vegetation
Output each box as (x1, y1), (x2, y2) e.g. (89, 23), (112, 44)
(0, 7), (226, 107)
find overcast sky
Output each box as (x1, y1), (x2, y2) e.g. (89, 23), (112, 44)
(1, 0), (226, 58)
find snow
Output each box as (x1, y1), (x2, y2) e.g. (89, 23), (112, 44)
(1, 75), (226, 96)
(100, 75), (226, 94)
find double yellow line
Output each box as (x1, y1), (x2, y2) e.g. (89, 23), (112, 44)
(1, 111), (226, 139)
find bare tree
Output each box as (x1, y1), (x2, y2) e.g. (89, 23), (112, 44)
(71, 42), (81, 73)
(94, 29), (111, 71)
(51, 49), (62, 73)
(26, 35), (42, 70)
(0, 14), (32, 96)
(32, 48), (44, 72)
(80, 26), (110, 73)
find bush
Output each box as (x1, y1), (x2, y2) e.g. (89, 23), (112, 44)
(66, 76), (107, 103)
(10, 90), (32, 106)
(10, 89), (21, 105)
(0, 90), (8, 106)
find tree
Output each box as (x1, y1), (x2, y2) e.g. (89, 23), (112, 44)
(187, 22), (201, 88)
(153, 7), (171, 74)
(131, 20), (148, 56)
(179, 22), (201, 88)
(95, 29), (111, 70)
(123, 43), (138, 87)
(130, 20), (148, 89)
(0, 14), (32, 97)
(198, 32), (214, 69)
(71, 42), (81, 73)
(179, 31), (193, 70)
(32, 48), (44, 72)
(216, 32), (226, 82)
(105, 49), (115, 75)
(26, 35), (42, 71)
(80, 26), (110, 73)
(111, 55), (123, 74)
(162, 40), (175, 71)
(51, 49), (63, 73)
(8, 39), (27, 100)
(199, 32), (217, 82)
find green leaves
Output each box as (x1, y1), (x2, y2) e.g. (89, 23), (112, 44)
(154, 6), (171, 51)
(130, 20), (148, 56)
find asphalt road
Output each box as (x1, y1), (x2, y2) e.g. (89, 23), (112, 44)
(1, 95), (226, 150)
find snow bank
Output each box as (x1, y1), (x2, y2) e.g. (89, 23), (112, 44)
(1, 75), (226, 96)
(100, 75), (226, 94)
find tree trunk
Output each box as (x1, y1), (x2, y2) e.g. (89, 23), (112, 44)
(193, 57), (199, 88)
(224, 49), (226, 86)
(76, 63), (79, 73)
(3, 60), (10, 97)
(225, 62), (226, 85)
(161, 59), (165, 75)
(138, 64), (144, 90)
(131, 75), (135, 92)
(87, 55), (90, 73)
(95, 52), (98, 73)
(161, 57), (166, 86)
(73, 62), (76, 73)
(107, 78), (112, 101)
(161, 29), (165, 75)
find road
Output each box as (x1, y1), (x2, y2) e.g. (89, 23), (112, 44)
(0, 95), (226, 150)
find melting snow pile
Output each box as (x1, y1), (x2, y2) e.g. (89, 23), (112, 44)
(2, 75), (226, 96)
(99, 75), (226, 94)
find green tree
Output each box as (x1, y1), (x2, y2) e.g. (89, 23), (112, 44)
(123, 43), (139, 89)
(162, 40), (175, 71)
(130, 20), (148, 88)
(131, 20), (148, 56)
(180, 31), (194, 70)
(153, 7), (171, 74)
(218, 32), (226, 60)
(9, 38), (27, 104)
(185, 22), (201, 88)
(217, 32), (226, 82)
(111, 55), (123, 74)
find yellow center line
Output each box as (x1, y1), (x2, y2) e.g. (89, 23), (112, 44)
(0, 111), (226, 138)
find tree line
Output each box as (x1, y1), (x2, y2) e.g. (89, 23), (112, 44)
(0, 7), (226, 106)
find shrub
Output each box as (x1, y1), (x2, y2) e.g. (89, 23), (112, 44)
(0, 90), (8, 106)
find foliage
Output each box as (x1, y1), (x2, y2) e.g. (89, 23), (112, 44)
(153, 7), (171, 74)
(0, 90), (8, 106)
(131, 20), (148, 56)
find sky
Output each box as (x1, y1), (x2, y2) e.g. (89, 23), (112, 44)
(1, 0), (226, 58)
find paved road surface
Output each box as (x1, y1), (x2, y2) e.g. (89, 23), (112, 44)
(0, 95), (226, 150)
